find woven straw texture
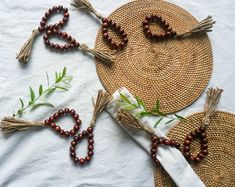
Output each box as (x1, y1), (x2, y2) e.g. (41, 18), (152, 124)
(154, 111), (235, 187)
(94, 0), (213, 114)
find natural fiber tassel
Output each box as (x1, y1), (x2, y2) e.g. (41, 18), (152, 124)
(202, 88), (223, 126)
(116, 109), (154, 136)
(71, 0), (103, 19)
(16, 29), (39, 64)
(90, 90), (113, 127)
(177, 16), (215, 37)
(0, 117), (44, 134)
(80, 44), (115, 65)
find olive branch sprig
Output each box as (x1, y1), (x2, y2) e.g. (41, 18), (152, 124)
(116, 93), (184, 128)
(13, 67), (73, 117)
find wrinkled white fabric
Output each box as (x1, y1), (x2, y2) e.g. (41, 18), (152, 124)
(106, 87), (205, 187)
(0, 0), (235, 186)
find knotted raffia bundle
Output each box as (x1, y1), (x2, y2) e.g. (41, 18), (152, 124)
(0, 90), (112, 134)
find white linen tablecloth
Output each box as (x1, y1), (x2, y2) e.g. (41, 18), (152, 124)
(0, 0), (235, 186)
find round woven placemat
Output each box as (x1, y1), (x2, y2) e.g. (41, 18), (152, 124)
(94, 0), (213, 114)
(154, 111), (235, 187)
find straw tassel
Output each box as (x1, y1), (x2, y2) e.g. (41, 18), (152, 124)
(71, 0), (103, 20)
(16, 29), (39, 64)
(80, 44), (115, 65)
(0, 117), (44, 134)
(116, 109), (154, 136)
(177, 16), (215, 37)
(202, 88), (223, 127)
(90, 90), (113, 127)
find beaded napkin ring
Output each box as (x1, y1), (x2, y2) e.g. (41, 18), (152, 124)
(116, 88), (223, 166)
(0, 90), (112, 166)
(71, 0), (128, 51)
(17, 5), (115, 65)
(143, 14), (215, 40)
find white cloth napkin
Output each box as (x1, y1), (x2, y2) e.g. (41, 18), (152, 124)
(106, 87), (205, 187)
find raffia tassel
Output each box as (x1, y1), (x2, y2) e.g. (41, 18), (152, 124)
(116, 109), (154, 136)
(0, 117), (44, 134)
(90, 90), (113, 127)
(177, 16), (215, 37)
(80, 44), (115, 65)
(202, 88), (223, 127)
(71, 0), (103, 20)
(16, 29), (39, 64)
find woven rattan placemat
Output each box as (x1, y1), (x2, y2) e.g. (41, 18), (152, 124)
(94, 0), (213, 114)
(154, 111), (235, 187)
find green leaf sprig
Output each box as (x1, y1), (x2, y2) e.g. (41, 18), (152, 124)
(13, 67), (73, 117)
(117, 93), (184, 128)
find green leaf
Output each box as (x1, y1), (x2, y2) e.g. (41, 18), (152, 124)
(135, 96), (146, 110)
(154, 117), (164, 128)
(165, 119), (175, 125)
(119, 93), (132, 105)
(55, 86), (68, 91)
(17, 109), (23, 115)
(174, 114), (185, 121)
(29, 87), (35, 102)
(39, 85), (43, 96)
(62, 67), (67, 77)
(138, 111), (152, 118)
(47, 87), (56, 93)
(46, 72), (50, 87)
(123, 105), (137, 111)
(152, 99), (160, 112)
(19, 98), (24, 109)
(31, 102), (55, 109)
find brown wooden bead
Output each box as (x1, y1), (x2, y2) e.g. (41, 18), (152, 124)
(79, 158), (85, 165)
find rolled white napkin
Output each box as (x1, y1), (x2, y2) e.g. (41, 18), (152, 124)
(106, 87), (205, 187)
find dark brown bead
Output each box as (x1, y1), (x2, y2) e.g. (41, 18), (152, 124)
(73, 114), (79, 120)
(102, 23), (108, 28)
(74, 157), (79, 163)
(74, 136), (79, 141)
(71, 141), (77, 146)
(202, 138), (208, 144)
(52, 29), (58, 34)
(89, 139), (94, 145)
(63, 17), (68, 23)
(70, 146), (75, 152)
(184, 140), (191, 146)
(122, 33), (127, 38)
(190, 131), (196, 138)
(152, 143), (158, 149)
(42, 16), (47, 21)
(201, 144), (208, 150)
(88, 151), (93, 157)
(65, 131), (70, 137)
(48, 25), (54, 31)
(144, 25), (149, 31)
(184, 146), (190, 152)
(49, 8), (53, 14)
(201, 150), (208, 156)
(82, 130), (87, 136)
(79, 158), (85, 165)
(55, 44), (60, 50)
(88, 145), (94, 151)
(167, 27), (172, 32)
(201, 133), (207, 138)
(76, 119), (82, 125)
(53, 6), (58, 12)
(45, 40), (50, 46)
(58, 109), (64, 115)
(107, 37), (112, 43)
(64, 13), (69, 18)
(171, 31), (177, 36)
(169, 140), (176, 146)
(49, 43), (55, 49)
(88, 133), (93, 139)
(64, 108), (70, 113)
(55, 126), (61, 132)
(164, 139), (170, 146)
(102, 28), (108, 34)
(71, 39), (76, 45)
(184, 152), (190, 158)
(49, 116), (54, 122)
(63, 7), (68, 13)
(155, 159), (160, 166)
(158, 138), (164, 144)
(54, 23), (59, 29)
(61, 32), (67, 38)
(103, 33), (109, 39)
(152, 136), (158, 142)
(119, 28), (124, 34)
(186, 135), (193, 141)
(102, 17), (109, 23)
(50, 123), (56, 129)
(59, 20), (64, 26)
(151, 148), (157, 154)
(195, 128), (201, 136)
(44, 119), (50, 125)
(190, 155), (195, 161)
(45, 12), (50, 18)
(199, 126), (206, 133)
(47, 30), (52, 36)
(70, 129), (76, 136)
(74, 125), (80, 131)
(70, 152), (76, 158)
(123, 38), (128, 44)
(115, 25), (121, 30)
(78, 134), (83, 139)
(195, 156), (202, 163)
(75, 42), (80, 48)
(175, 143), (181, 149)
(87, 127), (93, 133)
(60, 130), (65, 136)
(58, 5), (63, 11)
(85, 156), (91, 162)
(160, 19), (166, 25)
(164, 22), (169, 28)
(38, 26), (45, 33)
(198, 153), (204, 159)
(143, 20), (149, 26)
